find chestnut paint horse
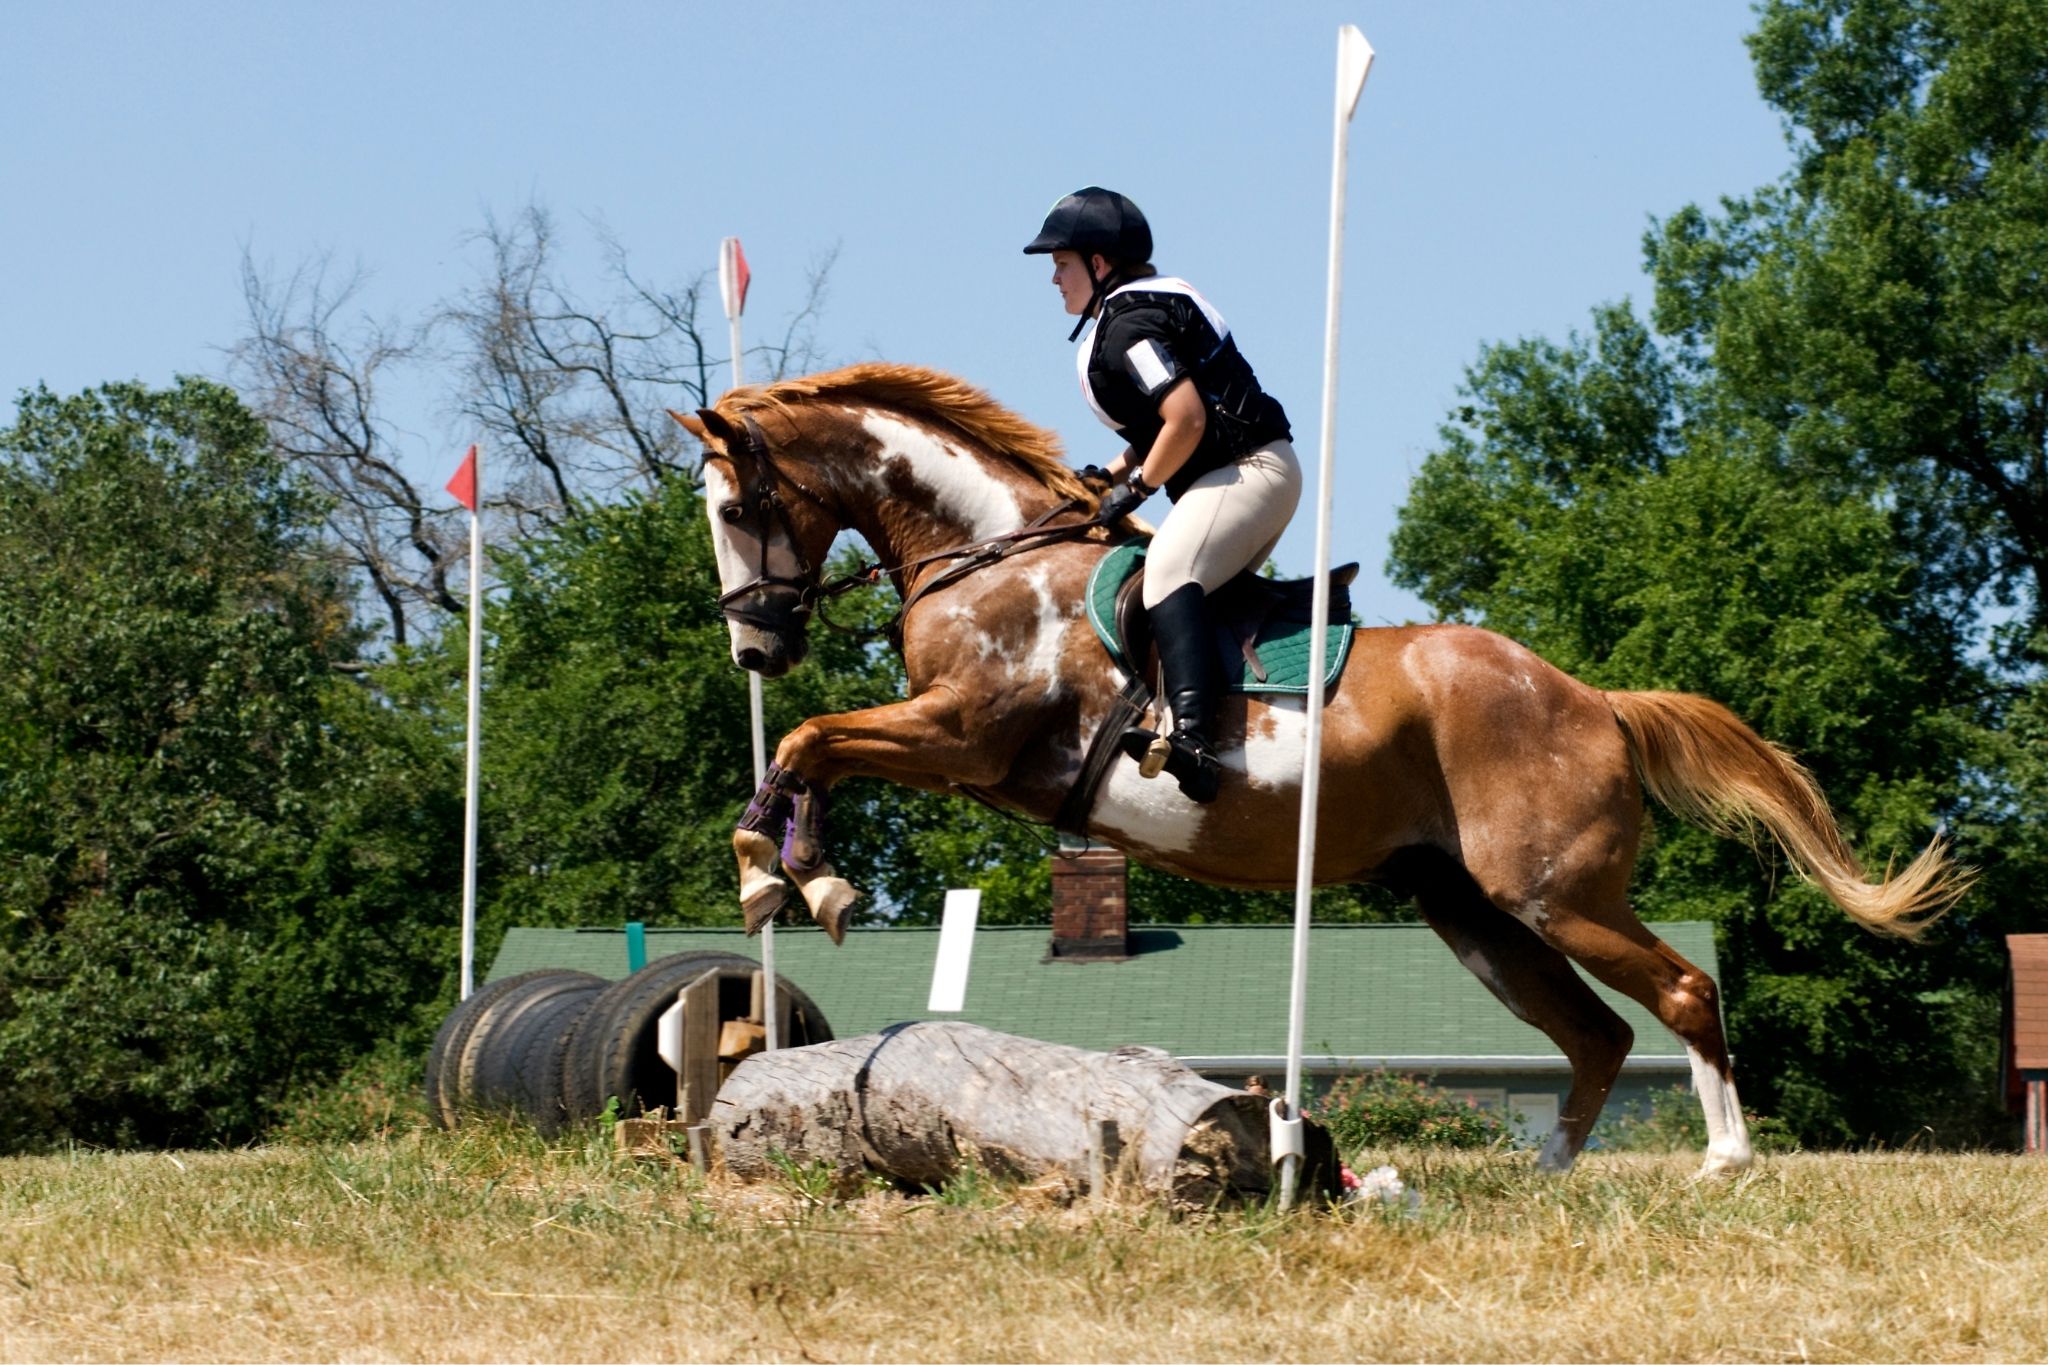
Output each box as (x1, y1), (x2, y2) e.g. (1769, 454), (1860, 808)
(670, 362), (1966, 1178)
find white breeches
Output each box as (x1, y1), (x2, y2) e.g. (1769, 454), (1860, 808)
(1141, 439), (1303, 608)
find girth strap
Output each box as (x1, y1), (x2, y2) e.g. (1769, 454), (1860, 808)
(1055, 675), (1154, 838)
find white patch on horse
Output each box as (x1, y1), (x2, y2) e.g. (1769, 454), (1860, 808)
(1017, 567), (1071, 700)
(1232, 697), (1307, 795)
(1089, 762), (1203, 855)
(941, 599), (1003, 662)
(860, 411), (1024, 541)
(1510, 857), (1561, 930)
(1687, 1045), (1754, 1175)
(1453, 946), (1535, 1024)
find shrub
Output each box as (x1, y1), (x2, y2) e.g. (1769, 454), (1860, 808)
(1311, 1071), (1512, 1153)
(266, 1041), (432, 1146)
(1594, 1084), (1800, 1154)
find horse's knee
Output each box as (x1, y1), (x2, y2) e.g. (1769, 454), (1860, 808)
(772, 721), (828, 778)
(1665, 969), (1727, 1059)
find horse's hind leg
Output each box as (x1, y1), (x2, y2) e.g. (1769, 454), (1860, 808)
(1552, 920), (1752, 1177)
(1475, 872), (1752, 1177)
(1412, 865), (1634, 1172)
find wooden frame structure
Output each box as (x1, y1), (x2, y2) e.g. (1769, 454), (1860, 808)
(2008, 934), (2047, 1155)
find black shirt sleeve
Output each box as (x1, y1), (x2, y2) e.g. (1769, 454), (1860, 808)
(1098, 305), (1188, 401)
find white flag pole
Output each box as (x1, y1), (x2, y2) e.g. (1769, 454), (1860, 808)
(1276, 23), (1374, 1210)
(721, 236), (778, 1051)
(458, 451), (484, 1000)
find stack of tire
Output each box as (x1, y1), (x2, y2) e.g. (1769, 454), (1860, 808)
(424, 952), (832, 1133)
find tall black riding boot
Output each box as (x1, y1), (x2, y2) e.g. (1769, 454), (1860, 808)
(1142, 582), (1223, 803)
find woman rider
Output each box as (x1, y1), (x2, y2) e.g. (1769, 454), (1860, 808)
(1024, 186), (1301, 805)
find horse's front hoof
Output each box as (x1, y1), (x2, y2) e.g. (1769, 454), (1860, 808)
(795, 870), (858, 946)
(741, 875), (791, 934)
(1692, 1148), (1753, 1181)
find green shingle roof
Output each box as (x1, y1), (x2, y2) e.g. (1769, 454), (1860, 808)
(488, 921), (1718, 1071)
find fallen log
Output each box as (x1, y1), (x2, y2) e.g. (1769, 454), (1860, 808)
(709, 1021), (1343, 1208)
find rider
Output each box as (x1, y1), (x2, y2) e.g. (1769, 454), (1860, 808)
(1024, 186), (1300, 804)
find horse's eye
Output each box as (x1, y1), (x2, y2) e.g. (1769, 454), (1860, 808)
(720, 503), (745, 524)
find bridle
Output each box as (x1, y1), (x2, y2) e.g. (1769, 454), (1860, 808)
(712, 415), (836, 632)
(709, 412), (1102, 647)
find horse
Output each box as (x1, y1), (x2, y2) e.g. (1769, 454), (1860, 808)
(668, 361), (1967, 1178)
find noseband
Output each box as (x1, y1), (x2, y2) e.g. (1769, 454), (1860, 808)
(713, 415), (826, 632)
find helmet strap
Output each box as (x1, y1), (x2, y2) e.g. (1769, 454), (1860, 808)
(1067, 254), (1125, 344)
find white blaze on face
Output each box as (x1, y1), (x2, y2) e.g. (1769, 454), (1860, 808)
(859, 411), (1024, 540)
(702, 461), (805, 654)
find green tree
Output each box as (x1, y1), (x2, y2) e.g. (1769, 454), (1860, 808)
(1390, 0), (2043, 1145)
(0, 380), (456, 1151)
(1654, 0), (2048, 659)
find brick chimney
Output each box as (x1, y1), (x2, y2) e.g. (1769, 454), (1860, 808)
(1049, 847), (1129, 960)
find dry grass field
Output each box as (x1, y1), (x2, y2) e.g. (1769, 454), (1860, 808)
(2, 1124), (2044, 1363)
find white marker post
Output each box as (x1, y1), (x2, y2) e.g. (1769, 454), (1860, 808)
(721, 235), (780, 1050)
(926, 889), (982, 1012)
(1276, 24), (1374, 1210)
(446, 444), (484, 1000)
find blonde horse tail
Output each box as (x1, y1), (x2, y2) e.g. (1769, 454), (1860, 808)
(1604, 690), (1970, 940)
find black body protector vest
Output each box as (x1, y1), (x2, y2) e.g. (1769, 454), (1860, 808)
(1079, 277), (1291, 501)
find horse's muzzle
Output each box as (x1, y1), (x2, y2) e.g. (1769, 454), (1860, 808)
(734, 632), (808, 678)
(737, 644), (788, 678)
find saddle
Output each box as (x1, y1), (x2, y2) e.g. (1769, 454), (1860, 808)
(1089, 543), (1358, 694)
(1054, 546), (1359, 837)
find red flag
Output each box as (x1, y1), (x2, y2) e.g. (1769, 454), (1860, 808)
(446, 444), (479, 512)
(720, 237), (751, 319)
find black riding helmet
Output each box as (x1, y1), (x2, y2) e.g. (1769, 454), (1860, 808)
(1024, 187), (1153, 341)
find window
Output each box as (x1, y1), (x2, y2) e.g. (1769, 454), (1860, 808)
(1509, 1092), (1560, 1147)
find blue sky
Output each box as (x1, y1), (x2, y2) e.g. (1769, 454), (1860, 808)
(2, 2), (1790, 628)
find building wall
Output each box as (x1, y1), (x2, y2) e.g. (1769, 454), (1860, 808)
(2026, 1070), (2046, 1157)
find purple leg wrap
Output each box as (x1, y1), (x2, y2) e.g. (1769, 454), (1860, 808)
(737, 762), (805, 843)
(781, 784), (829, 873)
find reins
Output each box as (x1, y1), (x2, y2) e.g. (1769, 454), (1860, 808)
(718, 414), (1100, 647)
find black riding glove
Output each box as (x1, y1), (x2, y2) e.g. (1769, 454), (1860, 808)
(1096, 471), (1154, 524)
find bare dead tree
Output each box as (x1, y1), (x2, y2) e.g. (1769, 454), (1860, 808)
(230, 206), (839, 646)
(439, 205), (840, 533)
(229, 256), (461, 648)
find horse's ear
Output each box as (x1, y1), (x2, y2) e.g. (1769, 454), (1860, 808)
(671, 407), (745, 453)
(668, 407), (724, 447)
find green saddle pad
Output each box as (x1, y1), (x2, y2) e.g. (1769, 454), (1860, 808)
(1084, 542), (1354, 696)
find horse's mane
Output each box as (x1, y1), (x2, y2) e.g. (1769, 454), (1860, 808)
(716, 362), (1092, 504)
